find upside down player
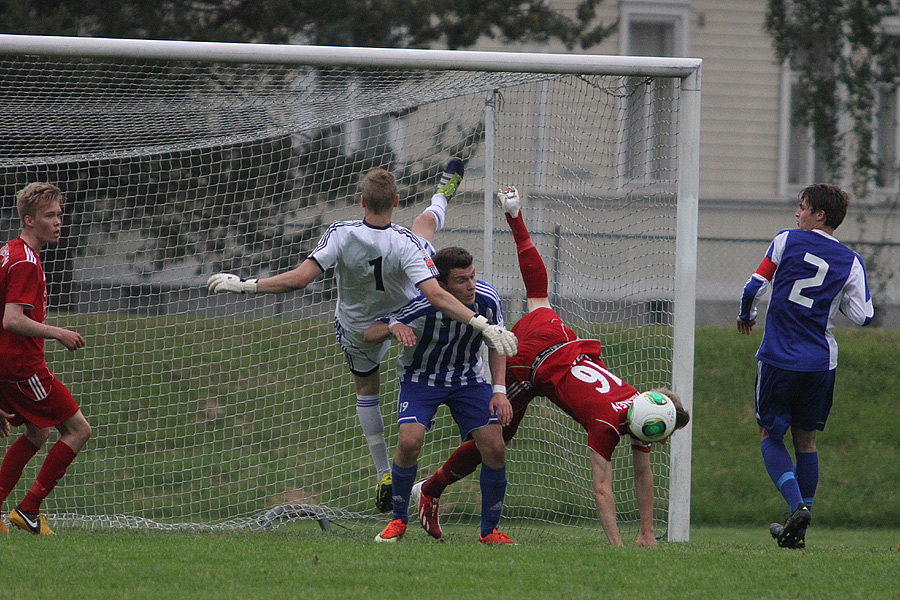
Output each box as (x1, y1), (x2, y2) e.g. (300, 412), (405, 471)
(412, 188), (690, 546)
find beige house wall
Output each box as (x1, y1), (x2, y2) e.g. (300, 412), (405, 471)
(470, 0), (899, 321)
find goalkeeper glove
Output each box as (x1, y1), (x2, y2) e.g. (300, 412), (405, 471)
(208, 273), (258, 294)
(469, 315), (517, 356)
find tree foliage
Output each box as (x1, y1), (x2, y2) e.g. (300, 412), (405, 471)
(765, 0), (900, 196)
(0, 0), (616, 51)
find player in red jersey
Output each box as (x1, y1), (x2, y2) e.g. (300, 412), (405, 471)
(0, 182), (91, 535)
(412, 188), (690, 546)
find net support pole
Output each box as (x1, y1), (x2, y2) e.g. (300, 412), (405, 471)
(668, 66), (701, 543)
(483, 89), (497, 283)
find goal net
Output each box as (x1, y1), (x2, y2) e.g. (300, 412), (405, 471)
(0, 36), (699, 541)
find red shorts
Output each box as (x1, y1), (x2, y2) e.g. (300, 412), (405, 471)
(0, 367), (79, 429)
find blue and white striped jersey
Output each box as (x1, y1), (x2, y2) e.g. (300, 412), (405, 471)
(740, 228), (873, 371)
(387, 280), (504, 387)
(309, 219), (438, 333)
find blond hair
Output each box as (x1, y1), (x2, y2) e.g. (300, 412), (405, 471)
(360, 168), (398, 214)
(17, 182), (65, 222)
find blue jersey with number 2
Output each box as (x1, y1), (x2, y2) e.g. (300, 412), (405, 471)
(740, 228), (873, 371)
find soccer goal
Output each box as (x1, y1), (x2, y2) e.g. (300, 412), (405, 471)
(0, 35), (700, 542)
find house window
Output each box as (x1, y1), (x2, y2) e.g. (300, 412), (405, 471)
(781, 69), (900, 194)
(874, 85), (900, 190)
(620, 1), (689, 183)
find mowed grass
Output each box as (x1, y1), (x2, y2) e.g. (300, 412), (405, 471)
(3, 320), (899, 598)
(2, 524), (897, 600)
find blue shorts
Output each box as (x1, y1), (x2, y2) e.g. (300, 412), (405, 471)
(755, 361), (835, 441)
(397, 380), (497, 441)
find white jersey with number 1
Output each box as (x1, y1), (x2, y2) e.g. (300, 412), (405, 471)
(309, 219), (438, 333)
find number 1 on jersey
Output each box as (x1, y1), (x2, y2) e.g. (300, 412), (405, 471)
(369, 256), (384, 291)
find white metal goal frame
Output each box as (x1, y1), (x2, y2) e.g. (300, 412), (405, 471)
(0, 34), (700, 542)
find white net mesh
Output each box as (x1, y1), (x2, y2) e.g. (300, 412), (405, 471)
(0, 50), (682, 539)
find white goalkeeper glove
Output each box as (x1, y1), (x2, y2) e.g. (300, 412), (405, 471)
(207, 273), (259, 294)
(469, 315), (517, 357)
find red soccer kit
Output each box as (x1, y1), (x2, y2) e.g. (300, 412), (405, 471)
(506, 307), (650, 461)
(0, 237), (78, 428)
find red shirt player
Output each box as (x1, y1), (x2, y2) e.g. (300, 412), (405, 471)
(0, 182), (91, 536)
(412, 188), (690, 546)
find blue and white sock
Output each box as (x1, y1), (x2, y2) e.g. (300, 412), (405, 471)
(761, 437), (803, 512)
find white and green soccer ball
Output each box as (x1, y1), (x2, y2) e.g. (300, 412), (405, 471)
(627, 391), (677, 442)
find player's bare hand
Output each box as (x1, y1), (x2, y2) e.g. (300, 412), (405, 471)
(490, 393), (512, 427)
(56, 328), (85, 351)
(736, 317), (755, 335)
(0, 408), (13, 437)
(390, 321), (417, 347)
(635, 532), (658, 547)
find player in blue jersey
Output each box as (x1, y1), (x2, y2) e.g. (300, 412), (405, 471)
(209, 163), (517, 513)
(365, 246), (515, 544)
(738, 183), (873, 549)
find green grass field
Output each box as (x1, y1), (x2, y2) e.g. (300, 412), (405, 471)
(3, 525), (898, 599)
(3, 324), (899, 598)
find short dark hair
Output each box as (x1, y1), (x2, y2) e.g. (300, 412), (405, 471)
(433, 246), (473, 283)
(360, 168), (398, 214)
(799, 183), (849, 230)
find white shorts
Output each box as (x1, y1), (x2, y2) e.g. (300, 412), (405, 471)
(334, 318), (390, 377)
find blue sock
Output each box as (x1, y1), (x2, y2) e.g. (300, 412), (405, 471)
(795, 451), (818, 510)
(391, 462), (417, 523)
(761, 437), (803, 512)
(479, 464), (507, 536)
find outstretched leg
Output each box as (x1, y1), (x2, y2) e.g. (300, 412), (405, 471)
(412, 158), (465, 244)
(499, 188), (550, 310)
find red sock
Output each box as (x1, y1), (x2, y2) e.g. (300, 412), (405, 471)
(423, 439), (482, 498)
(0, 436), (40, 509)
(20, 440), (77, 514)
(505, 213), (548, 298)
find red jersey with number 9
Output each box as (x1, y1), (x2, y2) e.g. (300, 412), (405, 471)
(0, 238), (48, 380)
(508, 307), (647, 461)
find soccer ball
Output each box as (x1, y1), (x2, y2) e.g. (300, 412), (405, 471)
(627, 391), (677, 442)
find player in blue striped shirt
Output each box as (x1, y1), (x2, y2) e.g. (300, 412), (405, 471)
(738, 183), (873, 549)
(366, 246), (515, 544)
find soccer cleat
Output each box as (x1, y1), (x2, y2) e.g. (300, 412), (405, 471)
(770, 522), (806, 549)
(416, 482), (442, 540)
(0, 519), (8, 534)
(436, 158), (465, 201)
(479, 528), (516, 545)
(375, 472), (393, 513)
(498, 186), (520, 218)
(375, 519), (407, 543)
(9, 505), (56, 536)
(773, 505), (810, 549)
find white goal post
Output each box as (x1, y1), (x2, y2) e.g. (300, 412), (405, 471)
(0, 34), (699, 542)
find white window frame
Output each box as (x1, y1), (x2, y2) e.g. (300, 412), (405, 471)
(618, 1), (691, 185)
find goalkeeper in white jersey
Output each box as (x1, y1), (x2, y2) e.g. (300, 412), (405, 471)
(208, 162), (517, 512)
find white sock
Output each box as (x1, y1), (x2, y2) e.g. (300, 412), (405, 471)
(424, 193), (447, 233)
(356, 395), (390, 477)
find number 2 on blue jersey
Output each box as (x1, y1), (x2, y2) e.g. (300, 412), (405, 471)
(788, 252), (829, 309)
